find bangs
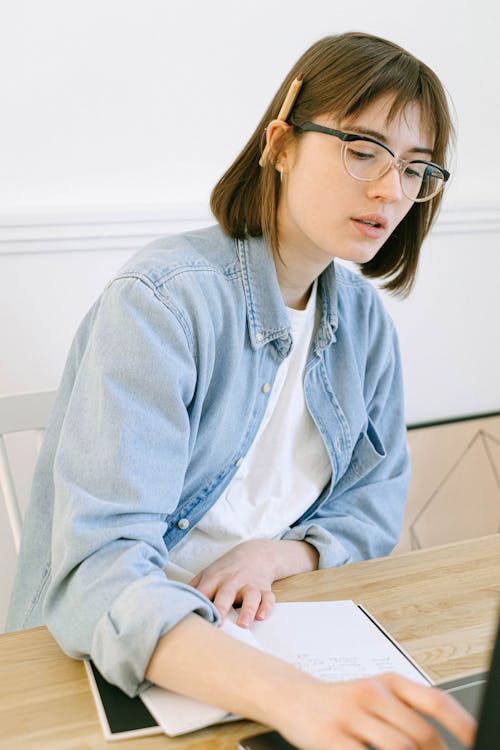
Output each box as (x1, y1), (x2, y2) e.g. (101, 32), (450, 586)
(290, 39), (453, 167)
(340, 56), (452, 165)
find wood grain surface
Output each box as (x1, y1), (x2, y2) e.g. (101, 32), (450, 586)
(1, 535), (498, 750)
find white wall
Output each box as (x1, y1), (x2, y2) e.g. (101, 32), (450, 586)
(1, 0), (499, 208)
(1, 0), (499, 627)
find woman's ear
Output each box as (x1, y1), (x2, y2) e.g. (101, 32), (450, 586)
(265, 119), (292, 172)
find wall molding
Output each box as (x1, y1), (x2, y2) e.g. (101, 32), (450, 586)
(0, 202), (499, 256)
(435, 203), (500, 235)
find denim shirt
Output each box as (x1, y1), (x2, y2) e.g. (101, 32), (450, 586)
(7, 224), (410, 696)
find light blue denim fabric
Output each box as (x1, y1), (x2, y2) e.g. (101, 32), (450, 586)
(7, 224), (409, 696)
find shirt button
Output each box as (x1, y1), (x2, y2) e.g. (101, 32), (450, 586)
(177, 518), (190, 530)
(235, 457), (244, 467)
(255, 332), (264, 342)
(261, 383), (271, 394)
(279, 333), (288, 340)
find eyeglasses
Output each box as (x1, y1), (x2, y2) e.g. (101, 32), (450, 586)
(294, 122), (450, 202)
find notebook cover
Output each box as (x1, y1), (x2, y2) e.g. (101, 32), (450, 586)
(85, 660), (161, 740)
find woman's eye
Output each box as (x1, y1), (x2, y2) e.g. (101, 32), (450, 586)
(349, 148), (375, 160)
(405, 164), (427, 180)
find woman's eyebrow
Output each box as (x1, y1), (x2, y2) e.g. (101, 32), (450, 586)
(346, 125), (433, 155)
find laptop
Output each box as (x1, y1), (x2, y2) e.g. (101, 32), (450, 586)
(432, 614), (500, 750)
(238, 613), (500, 750)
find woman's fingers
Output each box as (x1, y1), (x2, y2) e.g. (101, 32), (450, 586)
(276, 675), (476, 750)
(344, 678), (446, 750)
(348, 711), (421, 750)
(188, 573), (201, 589)
(256, 590), (276, 621)
(234, 588), (275, 627)
(379, 673), (477, 748)
(210, 581), (241, 622)
(190, 569), (275, 628)
(211, 584), (274, 628)
(235, 587), (263, 628)
(189, 573), (220, 603)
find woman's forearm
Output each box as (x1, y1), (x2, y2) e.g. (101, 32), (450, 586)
(145, 612), (476, 750)
(144, 612), (312, 729)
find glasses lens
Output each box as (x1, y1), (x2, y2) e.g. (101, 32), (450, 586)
(343, 140), (391, 182)
(343, 139), (446, 203)
(402, 163), (446, 201)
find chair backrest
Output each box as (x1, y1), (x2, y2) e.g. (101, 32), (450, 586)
(0, 391), (57, 554)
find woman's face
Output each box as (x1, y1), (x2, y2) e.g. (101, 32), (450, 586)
(276, 94), (434, 268)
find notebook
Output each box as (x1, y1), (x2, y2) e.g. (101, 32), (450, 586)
(84, 660), (161, 741)
(238, 610), (500, 750)
(85, 600), (431, 739)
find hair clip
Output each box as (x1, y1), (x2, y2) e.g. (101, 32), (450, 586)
(259, 73), (304, 167)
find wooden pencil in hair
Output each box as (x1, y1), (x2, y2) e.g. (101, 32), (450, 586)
(259, 72), (304, 167)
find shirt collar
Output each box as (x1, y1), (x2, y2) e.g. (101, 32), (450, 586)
(316, 262), (339, 352)
(237, 235), (338, 352)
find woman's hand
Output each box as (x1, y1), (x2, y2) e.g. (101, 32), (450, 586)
(189, 539), (318, 628)
(189, 540), (277, 627)
(273, 671), (477, 750)
(147, 614), (476, 750)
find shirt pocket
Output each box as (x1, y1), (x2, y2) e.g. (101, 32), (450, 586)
(350, 418), (386, 479)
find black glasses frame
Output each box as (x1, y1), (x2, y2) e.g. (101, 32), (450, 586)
(294, 122), (450, 198)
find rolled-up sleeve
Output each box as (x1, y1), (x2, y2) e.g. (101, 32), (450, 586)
(44, 276), (219, 697)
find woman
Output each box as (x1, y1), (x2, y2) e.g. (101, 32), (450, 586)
(8, 32), (475, 749)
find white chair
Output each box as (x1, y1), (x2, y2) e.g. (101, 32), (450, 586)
(0, 390), (57, 554)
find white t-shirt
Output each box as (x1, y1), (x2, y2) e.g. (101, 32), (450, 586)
(166, 281), (332, 583)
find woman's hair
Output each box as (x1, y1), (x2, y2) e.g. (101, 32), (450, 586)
(210, 32), (454, 296)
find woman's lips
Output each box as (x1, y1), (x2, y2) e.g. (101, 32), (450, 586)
(351, 215), (387, 239)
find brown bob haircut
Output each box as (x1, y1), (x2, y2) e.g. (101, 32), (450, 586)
(211, 32), (454, 296)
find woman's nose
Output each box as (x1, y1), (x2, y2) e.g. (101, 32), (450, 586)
(366, 164), (404, 203)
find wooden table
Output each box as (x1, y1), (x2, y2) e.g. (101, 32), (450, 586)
(1, 535), (499, 750)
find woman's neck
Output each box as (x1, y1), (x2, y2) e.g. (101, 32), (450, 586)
(276, 272), (312, 310)
(272, 243), (329, 311)
(274, 205), (334, 310)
